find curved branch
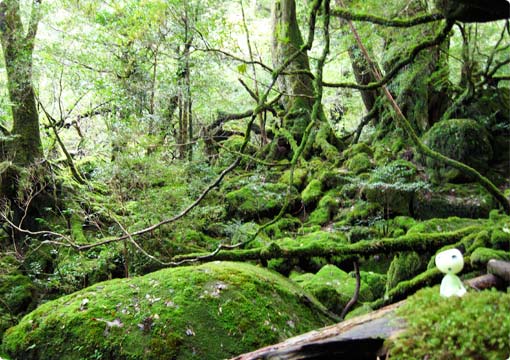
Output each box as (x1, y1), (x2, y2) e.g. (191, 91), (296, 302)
(323, 20), (454, 90)
(331, 8), (443, 27)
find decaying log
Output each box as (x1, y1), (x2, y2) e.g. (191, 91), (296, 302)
(232, 301), (406, 360)
(466, 273), (505, 291)
(487, 259), (510, 283)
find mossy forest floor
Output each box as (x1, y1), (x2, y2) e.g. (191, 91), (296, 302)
(1, 126), (509, 359)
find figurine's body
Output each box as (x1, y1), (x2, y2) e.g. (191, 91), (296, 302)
(435, 248), (467, 297)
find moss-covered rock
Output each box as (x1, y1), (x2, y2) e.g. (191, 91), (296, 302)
(301, 179), (323, 206)
(0, 274), (35, 338)
(279, 168), (308, 190)
(225, 182), (297, 219)
(360, 271), (386, 300)
(344, 152), (372, 175)
(385, 252), (425, 295)
(413, 183), (496, 219)
(293, 265), (373, 314)
(3, 262), (332, 360)
(470, 247), (510, 267)
(407, 216), (486, 234)
(421, 119), (492, 183)
(342, 142), (373, 159)
(364, 160), (424, 216)
(390, 287), (510, 359)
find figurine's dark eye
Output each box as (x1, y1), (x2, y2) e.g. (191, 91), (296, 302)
(452, 255), (457, 259)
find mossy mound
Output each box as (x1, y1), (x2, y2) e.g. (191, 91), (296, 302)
(3, 262), (332, 360)
(293, 265), (373, 314)
(225, 182), (297, 219)
(344, 152), (372, 175)
(389, 287), (510, 359)
(421, 119), (492, 183)
(364, 160), (425, 216)
(413, 183), (496, 219)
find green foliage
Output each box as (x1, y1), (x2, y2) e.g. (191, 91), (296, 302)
(3, 262), (332, 360)
(470, 247), (510, 267)
(390, 287), (510, 359)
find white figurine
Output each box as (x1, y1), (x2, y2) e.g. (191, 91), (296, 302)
(435, 248), (467, 298)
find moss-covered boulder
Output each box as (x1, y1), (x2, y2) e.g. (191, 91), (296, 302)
(385, 252), (425, 295)
(225, 182), (298, 219)
(413, 183), (496, 219)
(301, 179), (323, 206)
(389, 287), (510, 359)
(0, 274), (35, 338)
(3, 262), (332, 360)
(344, 152), (372, 175)
(293, 265), (373, 314)
(364, 160), (425, 216)
(421, 119), (492, 183)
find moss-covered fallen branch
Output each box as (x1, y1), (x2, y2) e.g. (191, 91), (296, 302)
(171, 226), (481, 264)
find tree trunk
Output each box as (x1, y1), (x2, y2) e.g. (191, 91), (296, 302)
(271, 0), (341, 159)
(0, 0), (42, 165)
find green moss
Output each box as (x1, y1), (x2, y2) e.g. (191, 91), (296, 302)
(393, 216), (417, 232)
(279, 168), (308, 190)
(335, 200), (382, 226)
(413, 183), (496, 220)
(344, 152), (372, 175)
(390, 287), (510, 359)
(421, 119), (492, 183)
(470, 247), (510, 267)
(360, 271), (387, 300)
(364, 160), (423, 216)
(318, 169), (350, 190)
(342, 142), (373, 159)
(385, 252), (425, 295)
(265, 216), (302, 239)
(3, 262), (332, 360)
(301, 179), (323, 206)
(308, 207), (330, 226)
(407, 216), (486, 234)
(295, 265), (373, 314)
(491, 229), (510, 251)
(225, 182), (297, 219)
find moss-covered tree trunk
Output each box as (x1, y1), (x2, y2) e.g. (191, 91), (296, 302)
(0, 0), (50, 248)
(0, 0), (42, 164)
(382, 2), (450, 133)
(271, 0), (341, 159)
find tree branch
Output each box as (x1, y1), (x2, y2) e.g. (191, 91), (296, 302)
(331, 8), (443, 27)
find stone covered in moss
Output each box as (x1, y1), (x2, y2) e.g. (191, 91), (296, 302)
(390, 287), (510, 359)
(225, 182), (297, 219)
(364, 160), (423, 216)
(293, 265), (373, 314)
(279, 168), (308, 190)
(385, 252), (425, 295)
(301, 179), (323, 206)
(342, 142), (373, 159)
(470, 247), (510, 267)
(344, 152), (372, 175)
(421, 119), (492, 183)
(0, 274), (35, 338)
(3, 262), (332, 360)
(413, 183), (496, 219)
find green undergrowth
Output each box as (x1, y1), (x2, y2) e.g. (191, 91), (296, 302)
(389, 287), (510, 359)
(3, 262), (332, 360)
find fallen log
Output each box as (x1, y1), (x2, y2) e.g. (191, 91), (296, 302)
(232, 301), (406, 360)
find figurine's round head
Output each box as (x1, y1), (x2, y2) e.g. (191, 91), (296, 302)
(435, 248), (464, 274)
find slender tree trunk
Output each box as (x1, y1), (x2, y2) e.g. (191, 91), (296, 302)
(0, 0), (42, 165)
